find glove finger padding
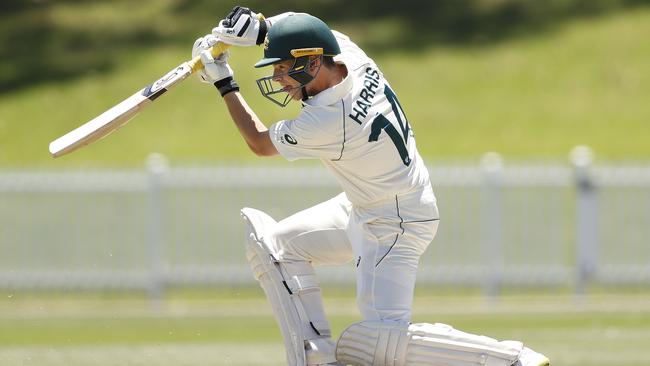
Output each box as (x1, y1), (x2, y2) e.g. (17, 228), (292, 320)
(191, 37), (203, 58)
(191, 35), (218, 58)
(192, 34), (232, 84)
(192, 37), (210, 83)
(198, 49), (233, 84)
(221, 6), (247, 27)
(199, 49), (215, 65)
(212, 9), (265, 47)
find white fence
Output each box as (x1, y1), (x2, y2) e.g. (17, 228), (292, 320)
(1, 152), (650, 299)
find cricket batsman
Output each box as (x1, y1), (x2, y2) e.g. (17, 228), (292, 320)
(193, 6), (550, 366)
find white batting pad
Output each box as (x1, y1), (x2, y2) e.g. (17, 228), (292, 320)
(336, 321), (522, 366)
(241, 208), (337, 366)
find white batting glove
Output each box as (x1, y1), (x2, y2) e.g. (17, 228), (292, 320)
(191, 35), (234, 84)
(212, 6), (267, 47)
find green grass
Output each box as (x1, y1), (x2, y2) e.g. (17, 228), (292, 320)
(1, 7), (649, 167)
(1, 290), (650, 365)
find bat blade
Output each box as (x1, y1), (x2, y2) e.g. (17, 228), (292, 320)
(49, 42), (229, 158)
(49, 92), (146, 158)
(49, 63), (192, 158)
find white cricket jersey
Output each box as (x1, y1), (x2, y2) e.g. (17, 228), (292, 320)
(269, 31), (431, 206)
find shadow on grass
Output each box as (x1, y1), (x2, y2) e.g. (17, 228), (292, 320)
(1, 0), (648, 94)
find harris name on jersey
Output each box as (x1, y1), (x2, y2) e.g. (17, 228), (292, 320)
(348, 66), (381, 125)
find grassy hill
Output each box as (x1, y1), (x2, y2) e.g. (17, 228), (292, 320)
(1, 5), (649, 167)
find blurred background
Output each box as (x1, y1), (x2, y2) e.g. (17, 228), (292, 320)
(1, 0), (649, 365)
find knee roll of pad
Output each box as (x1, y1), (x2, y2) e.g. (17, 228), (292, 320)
(336, 321), (523, 366)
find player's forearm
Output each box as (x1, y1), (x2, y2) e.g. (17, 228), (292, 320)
(222, 92), (278, 157)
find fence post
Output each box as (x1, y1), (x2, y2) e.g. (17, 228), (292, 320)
(570, 146), (597, 297)
(146, 153), (168, 309)
(480, 152), (504, 302)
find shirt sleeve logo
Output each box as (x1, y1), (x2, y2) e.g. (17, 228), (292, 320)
(283, 134), (298, 145)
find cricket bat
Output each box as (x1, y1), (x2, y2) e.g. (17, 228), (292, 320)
(49, 42), (230, 158)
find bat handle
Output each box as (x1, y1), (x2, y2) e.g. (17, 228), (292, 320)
(188, 42), (231, 73)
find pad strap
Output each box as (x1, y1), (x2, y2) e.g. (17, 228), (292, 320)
(279, 263), (331, 338)
(285, 274), (319, 294)
(256, 19), (269, 45)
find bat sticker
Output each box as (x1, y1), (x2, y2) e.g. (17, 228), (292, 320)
(142, 65), (190, 100)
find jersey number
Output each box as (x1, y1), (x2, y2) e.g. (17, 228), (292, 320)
(368, 85), (411, 166)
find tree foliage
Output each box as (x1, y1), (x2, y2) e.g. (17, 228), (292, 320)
(1, 0), (647, 93)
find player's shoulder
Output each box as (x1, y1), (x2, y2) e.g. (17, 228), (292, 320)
(332, 30), (373, 72)
(297, 103), (344, 132)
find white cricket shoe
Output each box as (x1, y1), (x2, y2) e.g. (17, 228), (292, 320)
(512, 346), (550, 366)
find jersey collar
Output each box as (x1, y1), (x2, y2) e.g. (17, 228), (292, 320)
(303, 64), (352, 107)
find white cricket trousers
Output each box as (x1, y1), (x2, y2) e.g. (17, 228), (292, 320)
(269, 185), (439, 323)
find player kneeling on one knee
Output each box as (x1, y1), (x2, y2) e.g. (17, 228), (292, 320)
(196, 5), (550, 366)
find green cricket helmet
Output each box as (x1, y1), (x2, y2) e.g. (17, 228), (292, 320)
(255, 13), (341, 107)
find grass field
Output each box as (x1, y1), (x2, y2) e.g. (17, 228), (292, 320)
(1, 6), (649, 167)
(2, 289), (650, 365)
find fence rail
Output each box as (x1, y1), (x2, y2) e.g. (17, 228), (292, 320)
(2, 151), (649, 300)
